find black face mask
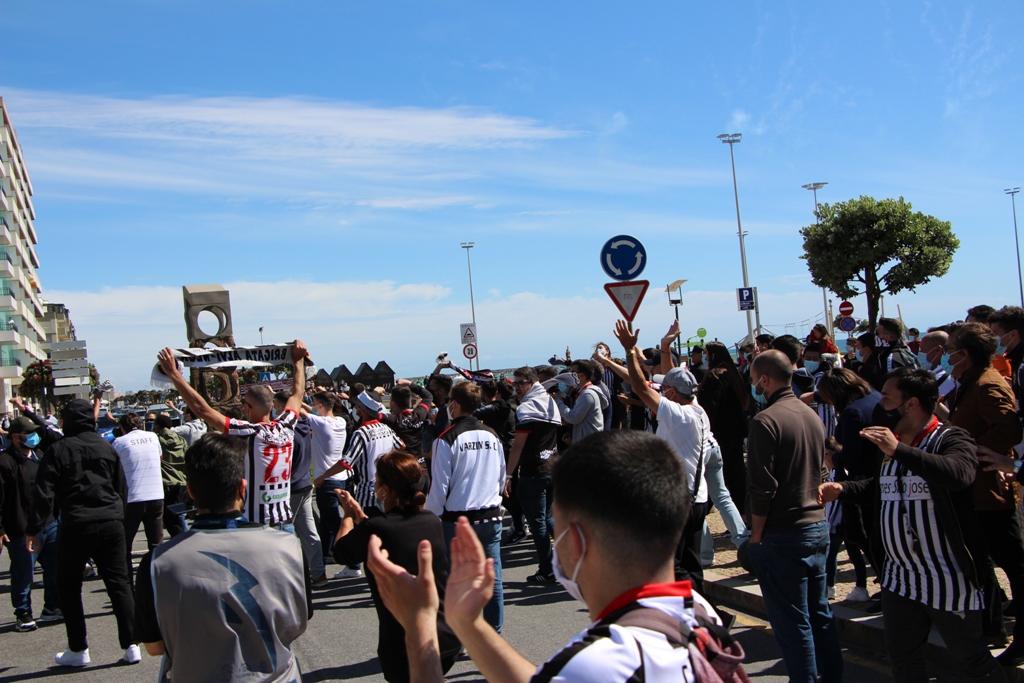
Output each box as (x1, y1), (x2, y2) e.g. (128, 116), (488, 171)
(875, 407), (901, 430)
(145, 421), (155, 431)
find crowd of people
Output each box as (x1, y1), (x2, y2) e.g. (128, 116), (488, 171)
(3, 304), (1024, 682)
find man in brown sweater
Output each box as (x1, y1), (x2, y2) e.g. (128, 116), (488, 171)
(746, 350), (842, 683)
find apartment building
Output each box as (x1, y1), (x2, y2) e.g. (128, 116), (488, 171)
(0, 97), (48, 407)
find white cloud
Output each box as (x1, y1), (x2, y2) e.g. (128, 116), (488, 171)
(728, 109), (750, 132)
(355, 196), (478, 210)
(44, 278), (858, 392)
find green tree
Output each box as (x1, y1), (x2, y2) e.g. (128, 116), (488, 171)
(832, 315), (871, 336)
(19, 360), (55, 408)
(801, 196), (959, 330)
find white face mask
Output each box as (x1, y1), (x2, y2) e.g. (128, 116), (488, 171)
(553, 524), (586, 602)
(446, 404), (454, 421)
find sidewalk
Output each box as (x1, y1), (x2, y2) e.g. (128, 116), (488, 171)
(703, 510), (1018, 668)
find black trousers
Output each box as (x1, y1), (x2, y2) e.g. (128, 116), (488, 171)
(718, 436), (747, 515)
(57, 519), (135, 651)
(503, 473), (525, 534)
(123, 499), (164, 583)
(882, 589), (1004, 683)
(978, 507), (1024, 640)
(675, 501), (710, 594)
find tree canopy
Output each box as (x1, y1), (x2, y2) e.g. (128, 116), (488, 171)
(801, 196), (959, 329)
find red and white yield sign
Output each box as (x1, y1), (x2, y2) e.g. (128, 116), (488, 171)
(605, 280), (650, 322)
(839, 301), (854, 317)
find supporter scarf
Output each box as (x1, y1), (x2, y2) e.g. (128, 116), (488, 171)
(447, 360), (495, 384)
(517, 383), (561, 424)
(150, 344), (316, 388)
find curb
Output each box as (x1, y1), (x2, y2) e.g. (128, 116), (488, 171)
(704, 570), (951, 658)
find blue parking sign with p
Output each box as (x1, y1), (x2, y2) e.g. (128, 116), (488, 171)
(737, 287), (755, 311)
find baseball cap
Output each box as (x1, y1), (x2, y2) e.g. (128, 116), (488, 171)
(8, 416), (41, 434)
(651, 367), (698, 397)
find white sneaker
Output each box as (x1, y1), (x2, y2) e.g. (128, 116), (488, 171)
(847, 586), (871, 602)
(827, 586), (836, 600)
(334, 567), (364, 579)
(123, 644), (141, 664)
(55, 649), (90, 667)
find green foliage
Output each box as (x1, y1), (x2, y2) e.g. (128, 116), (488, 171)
(19, 360), (52, 403)
(801, 196), (959, 329)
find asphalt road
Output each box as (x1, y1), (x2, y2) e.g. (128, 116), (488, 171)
(0, 531), (975, 682)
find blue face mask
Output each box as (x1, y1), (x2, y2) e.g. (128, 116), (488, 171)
(916, 350), (932, 369)
(751, 380), (768, 406)
(557, 383), (569, 394)
(24, 432), (40, 448)
(940, 353), (953, 373)
(855, 349), (863, 362)
(997, 333), (1011, 357)
(803, 360), (820, 375)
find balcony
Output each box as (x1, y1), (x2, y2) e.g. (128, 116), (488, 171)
(0, 320), (18, 332)
(0, 357), (22, 367)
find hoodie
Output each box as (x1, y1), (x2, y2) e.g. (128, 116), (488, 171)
(555, 384), (610, 444)
(28, 399), (127, 534)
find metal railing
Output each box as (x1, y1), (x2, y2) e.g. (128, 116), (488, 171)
(0, 358), (22, 367)
(0, 320), (18, 332)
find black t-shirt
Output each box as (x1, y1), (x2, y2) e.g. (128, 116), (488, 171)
(381, 405), (430, 456)
(334, 508), (462, 681)
(515, 420), (559, 477)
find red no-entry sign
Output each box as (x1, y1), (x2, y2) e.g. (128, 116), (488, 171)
(839, 301), (854, 317)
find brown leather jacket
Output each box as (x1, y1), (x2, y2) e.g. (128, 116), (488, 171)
(947, 365), (1023, 511)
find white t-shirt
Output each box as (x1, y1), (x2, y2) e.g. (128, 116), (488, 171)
(112, 429), (164, 504)
(305, 414), (349, 481)
(656, 398), (710, 504)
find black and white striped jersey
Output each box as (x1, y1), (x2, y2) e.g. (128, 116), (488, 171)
(879, 419), (983, 611)
(530, 586), (719, 683)
(226, 408), (297, 526)
(343, 419), (405, 508)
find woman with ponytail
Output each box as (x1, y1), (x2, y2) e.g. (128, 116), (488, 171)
(333, 450), (462, 682)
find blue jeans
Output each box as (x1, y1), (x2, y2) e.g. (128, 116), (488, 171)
(748, 521), (843, 683)
(700, 444), (749, 564)
(443, 519), (503, 634)
(5, 521), (59, 617)
(517, 474), (554, 576)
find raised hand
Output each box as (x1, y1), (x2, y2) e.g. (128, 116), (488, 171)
(613, 320), (639, 352)
(367, 536), (439, 631)
(661, 319), (681, 347)
(157, 348), (182, 379)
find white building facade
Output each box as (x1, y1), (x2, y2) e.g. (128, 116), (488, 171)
(0, 98), (48, 407)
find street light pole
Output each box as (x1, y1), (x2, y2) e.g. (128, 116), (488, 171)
(802, 182), (831, 338)
(1007, 188), (1023, 307)
(259, 326), (264, 345)
(460, 242), (478, 370)
(718, 133), (755, 344)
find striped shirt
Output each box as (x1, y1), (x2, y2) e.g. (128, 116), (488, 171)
(879, 419), (982, 611)
(226, 408), (298, 525)
(343, 419), (405, 508)
(530, 583), (719, 683)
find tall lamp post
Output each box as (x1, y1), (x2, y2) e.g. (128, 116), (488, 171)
(802, 182), (832, 338)
(666, 279), (687, 357)
(460, 242), (478, 371)
(259, 326), (264, 345)
(718, 133), (755, 344)
(1007, 188), (1023, 307)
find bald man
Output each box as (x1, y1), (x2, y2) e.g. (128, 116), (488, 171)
(746, 350), (843, 683)
(918, 330), (955, 396)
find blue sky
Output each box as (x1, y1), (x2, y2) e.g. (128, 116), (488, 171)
(1, 1), (1021, 389)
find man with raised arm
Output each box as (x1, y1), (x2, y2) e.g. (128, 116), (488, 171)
(156, 340), (307, 527)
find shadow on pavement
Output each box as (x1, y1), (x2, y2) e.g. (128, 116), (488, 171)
(301, 657), (381, 681)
